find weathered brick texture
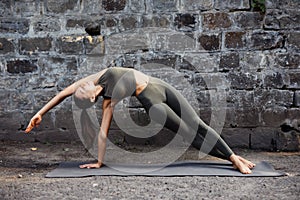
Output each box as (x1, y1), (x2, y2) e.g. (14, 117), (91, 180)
(0, 0), (299, 151)
(20, 38), (52, 53)
(0, 38), (14, 54)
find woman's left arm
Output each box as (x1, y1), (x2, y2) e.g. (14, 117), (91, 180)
(25, 71), (104, 133)
(79, 99), (114, 169)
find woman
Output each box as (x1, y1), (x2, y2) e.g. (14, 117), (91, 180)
(25, 67), (255, 174)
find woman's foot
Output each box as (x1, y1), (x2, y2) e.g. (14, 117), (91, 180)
(229, 154), (252, 174)
(236, 155), (256, 169)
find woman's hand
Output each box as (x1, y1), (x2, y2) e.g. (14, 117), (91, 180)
(79, 162), (102, 169)
(25, 113), (42, 133)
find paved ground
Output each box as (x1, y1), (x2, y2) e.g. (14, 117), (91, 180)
(0, 141), (299, 200)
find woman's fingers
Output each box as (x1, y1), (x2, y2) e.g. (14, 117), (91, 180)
(25, 121), (34, 133)
(79, 164), (94, 169)
(25, 127), (31, 133)
(79, 164), (88, 168)
(79, 163), (102, 169)
(25, 115), (42, 133)
(80, 164), (92, 169)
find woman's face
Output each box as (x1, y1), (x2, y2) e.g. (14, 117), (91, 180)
(75, 81), (97, 103)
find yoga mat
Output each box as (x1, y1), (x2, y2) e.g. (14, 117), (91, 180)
(46, 160), (285, 178)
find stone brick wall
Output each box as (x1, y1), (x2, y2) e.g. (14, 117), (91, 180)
(0, 0), (299, 151)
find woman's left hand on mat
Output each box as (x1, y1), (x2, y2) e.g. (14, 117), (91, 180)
(79, 162), (102, 169)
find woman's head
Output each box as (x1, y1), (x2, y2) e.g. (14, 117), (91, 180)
(74, 81), (99, 109)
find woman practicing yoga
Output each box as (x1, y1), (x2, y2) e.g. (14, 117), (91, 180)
(25, 67), (255, 174)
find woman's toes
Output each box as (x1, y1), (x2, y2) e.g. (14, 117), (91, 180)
(237, 156), (255, 169)
(239, 166), (252, 174)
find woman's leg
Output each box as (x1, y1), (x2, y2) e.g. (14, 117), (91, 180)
(149, 101), (231, 160)
(162, 83), (255, 173)
(149, 101), (253, 174)
(139, 78), (234, 159)
(149, 102), (196, 142)
(138, 78), (254, 173)
(163, 84), (234, 160)
(191, 133), (229, 160)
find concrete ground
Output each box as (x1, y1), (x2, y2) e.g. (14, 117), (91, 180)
(0, 140), (299, 200)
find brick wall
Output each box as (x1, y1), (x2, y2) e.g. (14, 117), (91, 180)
(0, 0), (299, 151)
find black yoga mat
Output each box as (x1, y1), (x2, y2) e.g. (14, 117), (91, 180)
(46, 160), (285, 178)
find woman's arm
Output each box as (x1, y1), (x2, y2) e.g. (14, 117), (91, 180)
(79, 98), (114, 169)
(25, 85), (75, 133)
(25, 71), (104, 133)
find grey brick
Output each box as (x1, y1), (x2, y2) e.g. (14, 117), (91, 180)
(14, 0), (37, 17)
(222, 128), (250, 148)
(228, 72), (261, 90)
(33, 17), (61, 33)
(102, 0), (127, 11)
(0, 18), (29, 34)
(202, 12), (232, 30)
(120, 16), (138, 31)
(261, 107), (288, 127)
(265, 9), (300, 30)
(19, 37), (52, 53)
(225, 31), (246, 49)
(233, 12), (264, 29)
(250, 128), (277, 150)
(263, 71), (286, 89)
(287, 32), (300, 51)
(289, 72), (300, 89)
(215, 0), (250, 10)
(219, 52), (240, 72)
(254, 89), (294, 108)
(153, 0), (178, 12)
(199, 33), (221, 51)
(0, 38), (15, 54)
(0, 0), (13, 17)
(47, 0), (79, 13)
(80, 0), (102, 14)
(266, 0), (300, 9)
(248, 31), (284, 50)
(142, 15), (171, 28)
(57, 36), (85, 55)
(181, 0), (213, 11)
(274, 53), (300, 69)
(130, 0), (146, 13)
(7, 59), (38, 74)
(174, 14), (198, 32)
(276, 130), (299, 151)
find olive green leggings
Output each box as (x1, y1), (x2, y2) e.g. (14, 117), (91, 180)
(137, 77), (233, 160)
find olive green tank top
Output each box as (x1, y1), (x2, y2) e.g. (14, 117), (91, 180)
(97, 67), (136, 99)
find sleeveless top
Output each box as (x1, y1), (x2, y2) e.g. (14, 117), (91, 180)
(97, 67), (136, 99)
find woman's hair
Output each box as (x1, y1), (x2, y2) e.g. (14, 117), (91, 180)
(73, 94), (99, 152)
(73, 95), (97, 109)
(80, 109), (98, 151)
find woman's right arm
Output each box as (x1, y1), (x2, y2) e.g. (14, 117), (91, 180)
(79, 98), (114, 169)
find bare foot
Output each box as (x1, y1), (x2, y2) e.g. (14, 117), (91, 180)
(230, 154), (252, 174)
(236, 155), (256, 169)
